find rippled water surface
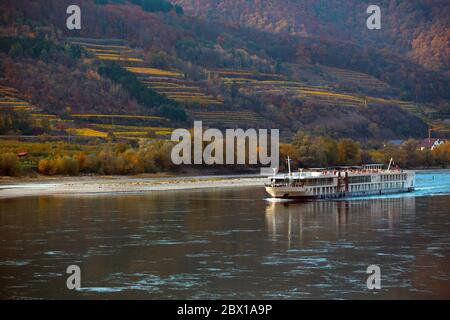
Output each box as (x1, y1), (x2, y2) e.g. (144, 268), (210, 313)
(1, 171), (449, 299)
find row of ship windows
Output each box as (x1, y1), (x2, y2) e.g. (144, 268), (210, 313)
(307, 182), (405, 195)
(381, 174), (407, 182)
(309, 186), (337, 195)
(300, 174), (407, 187)
(349, 182), (405, 192)
(302, 178), (335, 186)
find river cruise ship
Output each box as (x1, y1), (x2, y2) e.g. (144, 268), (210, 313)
(265, 158), (415, 199)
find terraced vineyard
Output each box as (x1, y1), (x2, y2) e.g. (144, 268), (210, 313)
(65, 37), (224, 106)
(0, 85), (59, 125)
(295, 89), (365, 108)
(211, 69), (284, 83)
(214, 69), (369, 108)
(0, 99), (33, 112)
(322, 66), (392, 93)
(65, 39), (404, 127)
(0, 82), (174, 141)
(0, 85), (33, 111)
(368, 97), (450, 131)
(69, 113), (166, 122)
(66, 37), (143, 62)
(210, 68), (440, 121)
(66, 128), (108, 138)
(65, 114), (172, 140)
(8, 37), (438, 139)
(92, 124), (174, 139)
(188, 110), (271, 128)
(144, 78), (224, 105)
(65, 123), (174, 140)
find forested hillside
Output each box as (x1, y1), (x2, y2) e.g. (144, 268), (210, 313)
(173, 0), (450, 73)
(0, 0), (448, 142)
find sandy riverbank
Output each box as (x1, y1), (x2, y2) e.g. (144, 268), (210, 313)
(0, 175), (266, 199)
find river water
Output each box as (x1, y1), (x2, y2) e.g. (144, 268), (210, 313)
(0, 171), (449, 299)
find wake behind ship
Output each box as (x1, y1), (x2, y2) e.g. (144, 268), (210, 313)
(265, 159), (415, 199)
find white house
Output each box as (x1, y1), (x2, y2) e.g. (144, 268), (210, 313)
(419, 138), (446, 151)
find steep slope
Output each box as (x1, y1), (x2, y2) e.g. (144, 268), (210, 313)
(1, 0), (447, 140)
(173, 0), (450, 73)
(5, 0), (446, 101)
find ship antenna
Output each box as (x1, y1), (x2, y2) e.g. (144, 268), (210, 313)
(387, 157), (393, 171)
(287, 156), (292, 177)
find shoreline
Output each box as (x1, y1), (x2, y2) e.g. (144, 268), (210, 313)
(0, 175), (266, 199)
(1, 169), (448, 200)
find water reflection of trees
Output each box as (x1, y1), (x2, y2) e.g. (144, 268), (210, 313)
(265, 198), (416, 247)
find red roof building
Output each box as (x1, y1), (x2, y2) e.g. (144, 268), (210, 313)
(418, 138), (446, 150)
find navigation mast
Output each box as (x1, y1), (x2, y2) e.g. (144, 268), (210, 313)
(387, 157), (393, 171)
(287, 156), (292, 177)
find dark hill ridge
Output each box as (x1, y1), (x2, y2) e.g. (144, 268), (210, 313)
(172, 0), (450, 73)
(4, 0), (448, 102)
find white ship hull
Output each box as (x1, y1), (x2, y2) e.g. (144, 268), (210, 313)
(265, 166), (415, 200)
(265, 186), (415, 199)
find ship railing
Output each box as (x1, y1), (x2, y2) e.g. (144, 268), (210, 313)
(265, 182), (304, 187)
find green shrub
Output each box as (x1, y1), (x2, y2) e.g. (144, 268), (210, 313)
(0, 153), (21, 176)
(56, 156), (79, 175)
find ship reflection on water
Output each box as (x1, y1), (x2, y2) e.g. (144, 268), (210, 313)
(263, 195), (449, 298)
(0, 171), (449, 299)
(265, 197), (416, 247)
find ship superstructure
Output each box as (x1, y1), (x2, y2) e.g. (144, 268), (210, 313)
(265, 158), (415, 199)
